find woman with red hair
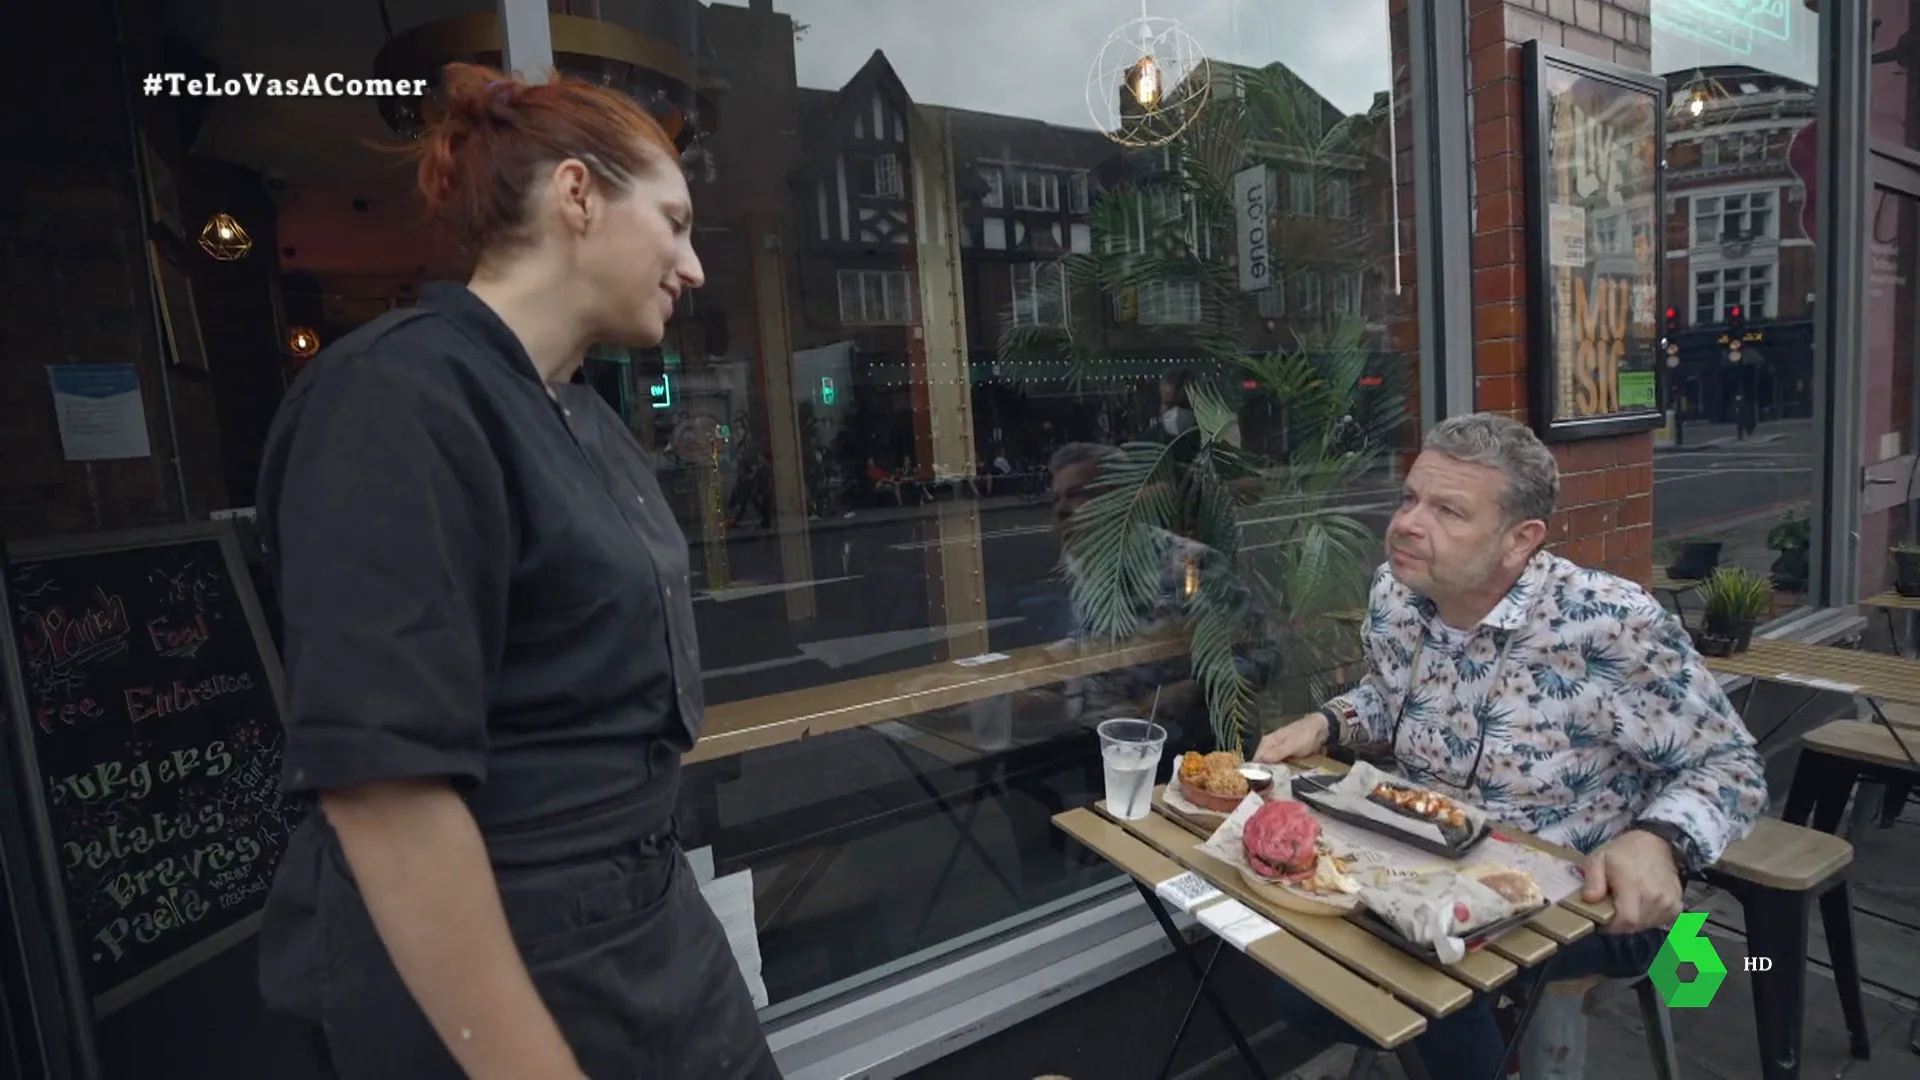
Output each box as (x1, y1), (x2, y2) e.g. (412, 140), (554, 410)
(253, 64), (778, 1078)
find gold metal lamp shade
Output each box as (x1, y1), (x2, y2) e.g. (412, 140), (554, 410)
(198, 212), (252, 260)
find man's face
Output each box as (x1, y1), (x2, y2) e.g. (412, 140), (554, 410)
(1386, 451), (1530, 600)
(1051, 461), (1099, 540)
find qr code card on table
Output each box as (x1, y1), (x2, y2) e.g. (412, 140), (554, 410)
(1154, 871), (1223, 913)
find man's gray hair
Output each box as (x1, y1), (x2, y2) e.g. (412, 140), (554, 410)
(1049, 441), (1126, 474)
(1422, 413), (1559, 523)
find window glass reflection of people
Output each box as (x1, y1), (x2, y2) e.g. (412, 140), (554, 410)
(253, 65), (780, 1079)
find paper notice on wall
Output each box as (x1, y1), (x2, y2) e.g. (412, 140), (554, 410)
(48, 364), (152, 461)
(1548, 204), (1587, 268)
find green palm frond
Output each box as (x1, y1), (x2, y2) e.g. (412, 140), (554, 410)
(1066, 438), (1191, 642)
(1018, 65), (1407, 748)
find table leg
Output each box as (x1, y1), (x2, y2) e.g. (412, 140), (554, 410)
(1633, 977), (1683, 1080)
(883, 739), (1024, 910)
(1155, 938), (1227, 1080)
(1743, 887), (1811, 1080)
(1817, 881), (1872, 1060)
(1749, 689), (1826, 754)
(1485, 964), (1553, 1080)
(1879, 780), (1914, 827)
(1392, 1044), (1434, 1080)
(1861, 700), (1920, 770)
(1131, 881), (1265, 1080)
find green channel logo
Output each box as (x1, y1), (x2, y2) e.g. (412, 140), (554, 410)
(1648, 911), (1728, 1008)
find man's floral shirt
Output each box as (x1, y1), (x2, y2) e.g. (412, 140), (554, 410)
(1326, 551), (1767, 865)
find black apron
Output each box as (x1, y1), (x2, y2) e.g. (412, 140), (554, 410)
(271, 819), (778, 1079)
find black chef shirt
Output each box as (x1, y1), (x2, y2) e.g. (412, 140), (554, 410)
(257, 282), (704, 869)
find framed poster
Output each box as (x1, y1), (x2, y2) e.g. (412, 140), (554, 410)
(1522, 42), (1667, 442)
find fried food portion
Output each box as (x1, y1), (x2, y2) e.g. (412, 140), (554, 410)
(1370, 782), (1469, 829)
(1178, 750), (1250, 797)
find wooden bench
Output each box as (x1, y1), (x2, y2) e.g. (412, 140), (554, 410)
(1702, 816), (1869, 1078)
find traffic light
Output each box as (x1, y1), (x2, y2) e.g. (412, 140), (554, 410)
(1727, 304), (1745, 337)
(819, 376), (836, 406)
(1664, 306), (1679, 336)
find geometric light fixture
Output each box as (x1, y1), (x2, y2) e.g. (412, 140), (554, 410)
(198, 212), (252, 260)
(286, 326), (320, 357)
(1085, 11), (1211, 148)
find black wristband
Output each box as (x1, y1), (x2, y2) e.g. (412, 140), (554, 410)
(1318, 707), (1342, 749)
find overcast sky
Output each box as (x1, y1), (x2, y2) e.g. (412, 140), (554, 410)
(778, 0), (1395, 124)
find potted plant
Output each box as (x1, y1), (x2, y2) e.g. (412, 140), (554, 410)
(1695, 567), (1772, 656)
(1894, 542), (1920, 598)
(1663, 535), (1723, 581)
(1766, 513), (1810, 594)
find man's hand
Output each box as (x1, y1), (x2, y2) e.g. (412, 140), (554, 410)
(1252, 713), (1330, 764)
(1581, 829), (1683, 935)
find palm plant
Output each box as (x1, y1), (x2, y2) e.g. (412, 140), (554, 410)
(998, 64), (1408, 752)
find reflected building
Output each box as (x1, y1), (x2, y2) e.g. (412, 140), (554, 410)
(1661, 65), (1818, 424)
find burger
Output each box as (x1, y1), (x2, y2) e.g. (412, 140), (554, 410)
(1242, 800), (1322, 882)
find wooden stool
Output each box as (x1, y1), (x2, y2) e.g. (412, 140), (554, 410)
(1705, 817), (1869, 1079)
(1784, 720), (1920, 837)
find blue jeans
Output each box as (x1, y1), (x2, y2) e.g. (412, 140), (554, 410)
(1269, 928), (1666, 1079)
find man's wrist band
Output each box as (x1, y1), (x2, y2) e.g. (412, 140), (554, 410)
(1319, 706), (1345, 749)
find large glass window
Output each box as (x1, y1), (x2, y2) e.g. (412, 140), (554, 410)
(1, 0), (1423, 1048)
(1866, 1), (1920, 595)
(650, 0), (1423, 1014)
(1651, 1), (1820, 610)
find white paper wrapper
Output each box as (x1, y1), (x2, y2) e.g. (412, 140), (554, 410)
(1356, 870), (1519, 965)
(1311, 761), (1491, 848)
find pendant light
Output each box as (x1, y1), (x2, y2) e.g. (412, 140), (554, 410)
(199, 212), (252, 260)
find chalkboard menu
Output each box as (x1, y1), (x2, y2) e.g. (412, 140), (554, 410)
(4, 524), (297, 1014)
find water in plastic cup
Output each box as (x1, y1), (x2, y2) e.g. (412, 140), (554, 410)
(1098, 718), (1168, 820)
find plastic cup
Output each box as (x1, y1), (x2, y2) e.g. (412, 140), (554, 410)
(1097, 718), (1168, 820)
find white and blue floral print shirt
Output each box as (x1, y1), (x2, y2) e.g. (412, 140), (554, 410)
(1326, 551), (1767, 865)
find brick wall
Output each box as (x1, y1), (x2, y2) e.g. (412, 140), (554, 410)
(1468, 0), (1656, 583)
(0, 0), (211, 543)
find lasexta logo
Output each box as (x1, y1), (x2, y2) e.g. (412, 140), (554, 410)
(1648, 911), (1727, 1008)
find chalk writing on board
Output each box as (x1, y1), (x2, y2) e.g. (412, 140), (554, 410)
(7, 533), (296, 1001)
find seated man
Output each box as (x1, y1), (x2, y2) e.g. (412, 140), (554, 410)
(1254, 413), (1766, 1078)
